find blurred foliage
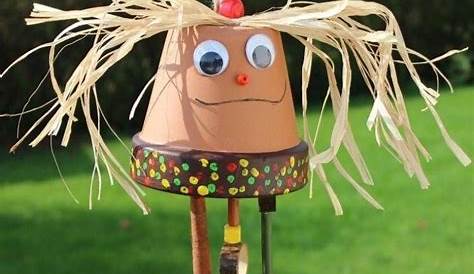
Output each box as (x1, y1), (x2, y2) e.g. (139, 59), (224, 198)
(0, 0), (473, 141)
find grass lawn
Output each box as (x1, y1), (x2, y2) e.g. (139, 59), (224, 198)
(0, 86), (473, 274)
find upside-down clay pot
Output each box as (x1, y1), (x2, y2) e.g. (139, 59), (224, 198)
(131, 26), (309, 198)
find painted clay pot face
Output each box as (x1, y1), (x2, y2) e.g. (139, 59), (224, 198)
(139, 26), (300, 153)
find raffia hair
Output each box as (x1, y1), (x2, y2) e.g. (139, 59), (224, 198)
(1, 0), (469, 215)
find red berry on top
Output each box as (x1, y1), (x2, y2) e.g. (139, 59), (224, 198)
(217, 0), (245, 19)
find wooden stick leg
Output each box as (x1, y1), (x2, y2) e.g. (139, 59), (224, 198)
(190, 197), (212, 274)
(228, 198), (240, 227)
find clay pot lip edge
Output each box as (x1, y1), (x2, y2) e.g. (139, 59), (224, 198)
(133, 134), (308, 157)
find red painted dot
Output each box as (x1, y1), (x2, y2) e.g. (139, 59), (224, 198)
(144, 177), (153, 186)
(148, 158), (156, 166)
(217, 185), (225, 194)
(272, 163), (279, 172)
(196, 171), (204, 180)
(227, 162), (238, 173)
(168, 160), (176, 168)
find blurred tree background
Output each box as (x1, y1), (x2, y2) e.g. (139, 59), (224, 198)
(0, 3), (473, 274)
(0, 0), (473, 142)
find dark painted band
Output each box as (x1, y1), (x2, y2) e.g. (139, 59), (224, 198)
(130, 135), (309, 198)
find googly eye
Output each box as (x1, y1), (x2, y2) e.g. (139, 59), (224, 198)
(246, 34), (275, 69)
(193, 40), (229, 76)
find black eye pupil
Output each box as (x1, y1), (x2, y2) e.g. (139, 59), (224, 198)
(252, 45), (272, 68)
(200, 52), (224, 75)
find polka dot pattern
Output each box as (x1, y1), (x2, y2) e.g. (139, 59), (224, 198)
(131, 137), (309, 198)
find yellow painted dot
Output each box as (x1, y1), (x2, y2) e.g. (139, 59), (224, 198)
(290, 156), (295, 168)
(239, 159), (249, 168)
(180, 186), (189, 194)
(284, 188), (290, 194)
(239, 186), (246, 193)
(160, 163), (167, 173)
(250, 168), (260, 178)
(280, 167), (286, 176)
(189, 176), (199, 185)
(293, 170), (298, 178)
(197, 185), (209, 196)
(135, 159), (140, 168)
(173, 167), (180, 176)
(131, 165), (135, 175)
(228, 188), (238, 196)
(241, 169), (249, 176)
(149, 169), (156, 177)
(211, 172), (219, 181)
(161, 179), (170, 189)
(253, 191), (259, 196)
(199, 159), (209, 167)
(152, 151), (158, 158)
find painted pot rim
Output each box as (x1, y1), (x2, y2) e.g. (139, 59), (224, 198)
(130, 134), (309, 198)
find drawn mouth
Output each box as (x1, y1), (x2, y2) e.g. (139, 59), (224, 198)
(194, 80), (287, 106)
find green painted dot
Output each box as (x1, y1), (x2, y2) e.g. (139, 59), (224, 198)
(137, 170), (142, 176)
(265, 179), (272, 186)
(155, 172), (161, 180)
(264, 165), (271, 174)
(248, 177), (256, 185)
(142, 162), (148, 170)
(182, 163), (190, 171)
(208, 184), (216, 193)
(227, 175), (235, 184)
(287, 167), (293, 175)
(159, 155), (165, 164)
(209, 162), (219, 172)
(277, 179), (283, 187)
(173, 178), (181, 186)
(144, 150), (150, 157)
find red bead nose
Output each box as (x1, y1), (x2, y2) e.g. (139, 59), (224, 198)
(236, 73), (250, 86)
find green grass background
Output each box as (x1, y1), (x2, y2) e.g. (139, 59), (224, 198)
(0, 87), (473, 274)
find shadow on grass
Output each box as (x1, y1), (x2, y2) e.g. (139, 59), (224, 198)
(0, 194), (345, 274)
(0, 208), (192, 274)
